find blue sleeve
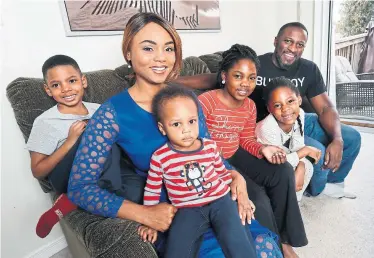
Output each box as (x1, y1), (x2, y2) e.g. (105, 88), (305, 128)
(67, 101), (124, 218)
(197, 102), (234, 170)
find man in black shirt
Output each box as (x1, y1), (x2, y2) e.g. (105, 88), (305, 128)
(252, 22), (360, 201)
(177, 23), (361, 257)
(177, 22), (361, 201)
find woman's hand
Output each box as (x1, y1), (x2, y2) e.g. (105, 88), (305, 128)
(230, 170), (256, 225)
(138, 225), (158, 243)
(143, 203), (178, 232)
(260, 145), (287, 164)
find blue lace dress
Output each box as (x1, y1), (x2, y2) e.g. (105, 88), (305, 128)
(67, 89), (283, 258)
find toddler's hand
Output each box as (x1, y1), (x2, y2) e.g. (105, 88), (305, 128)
(67, 121), (87, 143)
(138, 225), (158, 243)
(261, 145), (286, 164)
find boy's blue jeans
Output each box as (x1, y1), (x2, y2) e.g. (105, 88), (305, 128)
(304, 113), (361, 196)
(164, 193), (257, 258)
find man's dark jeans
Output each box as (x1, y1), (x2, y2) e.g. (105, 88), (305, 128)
(304, 113), (361, 196)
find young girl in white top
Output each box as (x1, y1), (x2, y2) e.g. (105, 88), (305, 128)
(256, 77), (322, 201)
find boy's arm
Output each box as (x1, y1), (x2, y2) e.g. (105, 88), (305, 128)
(30, 120), (86, 179)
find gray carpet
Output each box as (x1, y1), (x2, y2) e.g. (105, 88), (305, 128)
(295, 131), (374, 258)
(51, 131), (374, 258)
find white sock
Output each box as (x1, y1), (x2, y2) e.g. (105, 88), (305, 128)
(322, 182), (356, 199)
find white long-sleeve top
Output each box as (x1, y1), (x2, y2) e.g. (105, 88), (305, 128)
(255, 109), (306, 168)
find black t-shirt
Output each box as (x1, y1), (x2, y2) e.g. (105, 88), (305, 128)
(250, 53), (326, 121)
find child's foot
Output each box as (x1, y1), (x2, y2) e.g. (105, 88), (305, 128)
(36, 194), (77, 238)
(282, 244), (299, 258)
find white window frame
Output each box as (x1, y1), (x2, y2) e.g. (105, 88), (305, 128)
(311, 0), (335, 104)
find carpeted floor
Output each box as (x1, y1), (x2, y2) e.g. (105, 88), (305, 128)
(295, 130), (374, 258)
(51, 131), (374, 258)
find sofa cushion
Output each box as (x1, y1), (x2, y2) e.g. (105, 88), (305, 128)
(180, 56), (210, 76)
(199, 52), (223, 73)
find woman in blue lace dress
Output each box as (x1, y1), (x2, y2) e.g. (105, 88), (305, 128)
(67, 12), (282, 258)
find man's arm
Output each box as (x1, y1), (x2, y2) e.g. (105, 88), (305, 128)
(173, 73), (217, 90)
(309, 92), (343, 171)
(310, 92), (342, 140)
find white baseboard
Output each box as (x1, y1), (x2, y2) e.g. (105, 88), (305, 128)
(26, 236), (68, 258)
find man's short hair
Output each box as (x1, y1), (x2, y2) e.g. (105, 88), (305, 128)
(42, 55), (81, 81)
(277, 22), (308, 38)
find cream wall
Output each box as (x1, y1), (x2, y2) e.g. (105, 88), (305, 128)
(1, 0), (317, 257)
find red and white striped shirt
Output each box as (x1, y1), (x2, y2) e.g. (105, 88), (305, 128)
(143, 138), (232, 208)
(198, 90), (263, 159)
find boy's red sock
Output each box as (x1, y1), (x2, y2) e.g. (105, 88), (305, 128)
(36, 194), (77, 238)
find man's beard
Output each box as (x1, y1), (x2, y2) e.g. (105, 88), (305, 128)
(274, 51), (300, 71)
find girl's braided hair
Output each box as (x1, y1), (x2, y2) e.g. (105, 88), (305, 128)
(263, 76), (303, 136)
(216, 44), (260, 88)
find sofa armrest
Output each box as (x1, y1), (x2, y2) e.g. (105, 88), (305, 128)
(357, 73), (374, 80)
(62, 208), (158, 258)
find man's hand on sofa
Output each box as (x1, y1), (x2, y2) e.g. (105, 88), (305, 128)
(174, 73), (217, 90)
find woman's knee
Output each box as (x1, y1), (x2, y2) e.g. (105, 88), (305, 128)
(252, 189), (272, 210)
(249, 188), (272, 217)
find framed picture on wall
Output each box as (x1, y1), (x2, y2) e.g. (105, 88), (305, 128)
(60, 0), (221, 36)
